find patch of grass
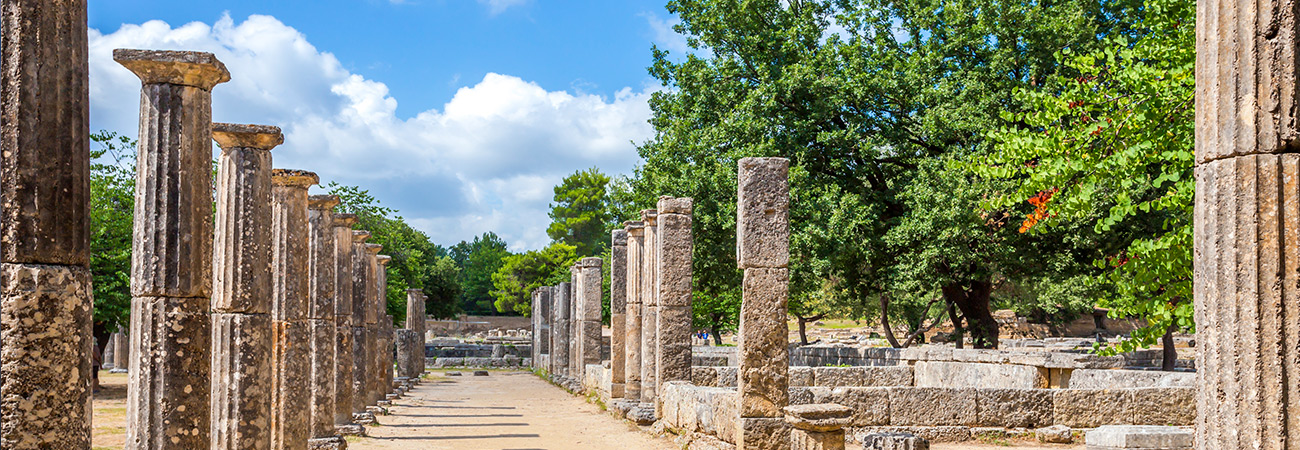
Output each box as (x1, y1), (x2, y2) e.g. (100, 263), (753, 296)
(585, 391), (607, 411)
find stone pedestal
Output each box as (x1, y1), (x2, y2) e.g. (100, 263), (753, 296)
(736, 157), (790, 450)
(784, 404), (851, 450)
(624, 222), (645, 401)
(307, 196), (340, 440)
(1193, 1), (1300, 447)
(640, 210), (659, 406)
(610, 230), (628, 398)
(210, 123), (282, 450)
(116, 48), (230, 450)
(270, 169), (317, 450)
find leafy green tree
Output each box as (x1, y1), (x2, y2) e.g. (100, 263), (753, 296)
(89, 131), (137, 372)
(451, 232), (512, 315)
(548, 168), (616, 256)
(977, 0), (1194, 365)
(490, 243), (579, 315)
(329, 182), (460, 323)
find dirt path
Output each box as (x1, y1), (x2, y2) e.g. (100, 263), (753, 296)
(349, 371), (678, 450)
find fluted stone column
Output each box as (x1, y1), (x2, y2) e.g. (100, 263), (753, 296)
(610, 230), (628, 399)
(269, 169), (317, 450)
(1, 9), (95, 445)
(116, 49), (230, 450)
(531, 289), (542, 366)
(374, 254), (393, 404)
(209, 123), (282, 450)
(113, 329), (130, 371)
(362, 246), (383, 409)
(405, 289), (426, 378)
(577, 258), (603, 378)
(103, 332), (118, 370)
(639, 209), (659, 408)
(348, 232), (373, 421)
(624, 222), (645, 402)
(655, 196), (693, 414)
(330, 214), (363, 436)
(551, 284), (570, 378)
(736, 157), (791, 450)
(306, 196), (347, 448)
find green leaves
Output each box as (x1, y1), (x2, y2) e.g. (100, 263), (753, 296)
(547, 168), (617, 256)
(489, 243), (579, 315)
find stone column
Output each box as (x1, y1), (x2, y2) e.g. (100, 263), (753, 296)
(113, 330), (130, 372)
(209, 123), (282, 450)
(306, 196), (347, 447)
(103, 332), (118, 370)
(531, 289), (542, 365)
(1, 5), (95, 446)
(1193, 2), (1300, 448)
(655, 196), (693, 413)
(624, 222), (645, 402)
(578, 258), (603, 376)
(330, 214), (363, 436)
(405, 289), (427, 378)
(349, 232), (373, 420)
(375, 255), (393, 403)
(639, 209), (659, 408)
(736, 157), (791, 450)
(551, 284), (570, 378)
(269, 169), (317, 450)
(784, 404), (852, 450)
(610, 230), (628, 399)
(116, 49), (230, 450)
(362, 246), (383, 409)
(568, 267), (579, 379)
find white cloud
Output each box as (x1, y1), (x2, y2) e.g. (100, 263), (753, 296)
(90, 14), (655, 252)
(642, 12), (690, 55)
(476, 0), (527, 15)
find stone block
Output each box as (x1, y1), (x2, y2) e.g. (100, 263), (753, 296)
(693, 367), (720, 387)
(1124, 388), (1194, 426)
(736, 157), (789, 269)
(861, 432), (929, 450)
(790, 367), (814, 386)
(789, 387), (814, 405)
(1067, 369), (1194, 389)
(1084, 425), (1192, 449)
(975, 389), (1053, 428)
(658, 196), (695, 215)
(126, 295), (212, 448)
(889, 388), (977, 426)
(812, 387), (889, 427)
(657, 212), (693, 307)
(784, 403), (852, 432)
(854, 426), (969, 443)
(270, 320), (311, 449)
(912, 361), (1044, 389)
(0, 263), (93, 447)
(658, 305), (693, 382)
(737, 417), (791, 450)
(739, 268), (789, 417)
(1035, 425), (1073, 444)
(812, 366), (913, 387)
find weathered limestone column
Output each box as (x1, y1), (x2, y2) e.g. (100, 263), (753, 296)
(578, 258), (603, 376)
(330, 214), (363, 436)
(655, 196), (693, 413)
(116, 49), (230, 450)
(551, 284), (570, 378)
(405, 289), (427, 378)
(639, 209), (659, 407)
(624, 222), (645, 402)
(113, 330), (130, 371)
(361, 246), (383, 408)
(209, 123), (282, 450)
(568, 267), (580, 379)
(609, 230), (628, 398)
(270, 169), (317, 450)
(349, 232), (373, 419)
(736, 157), (791, 450)
(375, 255), (393, 403)
(784, 404), (852, 450)
(1, 5), (94, 446)
(103, 333), (118, 370)
(531, 289), (542, 365)
(306, 196), (347, 448)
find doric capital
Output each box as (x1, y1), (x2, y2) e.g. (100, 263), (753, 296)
(580, 257), (603, 268)
(352, 230), (371, 243)
(377, 255), (392, 266)
(308, 195), (341, 210)
(212, 123), (283, 151)
(271, 169), (319, 188)
(641, 209), (658, 225)
(365, 243), (383, 255)
(333, 213), (357, 228)
(113, 49), (231, 90)
(657, 196), (694, 215)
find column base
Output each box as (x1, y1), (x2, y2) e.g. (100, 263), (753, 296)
(334, 424), (366, 437)
(353, 412), (377, 424)
(738, 417), (791, 450)
(610, 382), (625, 398)
(627, 403), (657, 425)
(307, 436), (348, 450)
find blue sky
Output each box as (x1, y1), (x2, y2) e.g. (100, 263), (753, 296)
(87, 0), (691, 251)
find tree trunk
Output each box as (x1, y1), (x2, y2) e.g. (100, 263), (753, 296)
(1162, 322), (1177, 371)
(946, 280), (999, 349)
(794, 314), (825, 346)
(880, 294), (902, 348)
(945, 299), (965, 349)
(92, 321), (111, 391)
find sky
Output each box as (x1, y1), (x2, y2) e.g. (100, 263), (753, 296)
(87, 0), (692, 252)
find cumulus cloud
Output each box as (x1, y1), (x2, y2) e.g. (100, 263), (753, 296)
(476, 0), (528, 15)
(90, 14), (655, 251)
(641, 12), (690, 55)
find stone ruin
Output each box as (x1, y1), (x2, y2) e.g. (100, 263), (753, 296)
(3, 0), (1296, 449)
(0, 4), (429, 445)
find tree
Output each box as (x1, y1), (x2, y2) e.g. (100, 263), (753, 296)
(548, 168), (616, 257)
(977, 0), (1195, 366)
(329, 182), (461, 324)
(451, 232), (511, 315)
(89, 131), (136, 383)
(490, 243), (579, 315)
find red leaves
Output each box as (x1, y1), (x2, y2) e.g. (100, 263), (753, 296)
(1019, 188), (1059, 233)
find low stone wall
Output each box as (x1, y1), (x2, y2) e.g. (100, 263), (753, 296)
(912, 361), (1046, 389)
(691, 366), (912, 388)
(791, 345), (1163, 369)
(425, 343), (531, 358)
(1067, 368), (1195, 389)
(428, 356), (530, 368)
(659, 382), (1194, 445)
